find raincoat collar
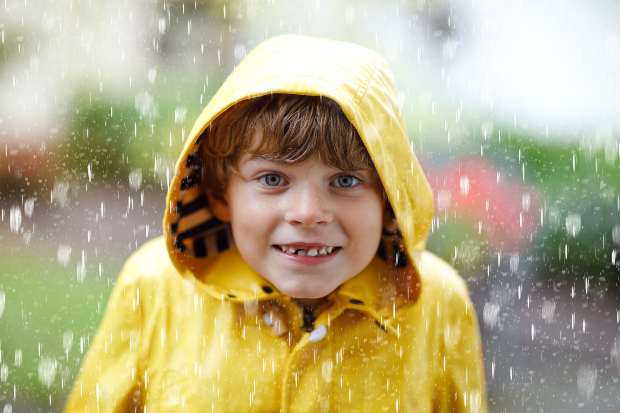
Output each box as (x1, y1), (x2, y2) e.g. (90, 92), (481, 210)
(192, 247), (419, 331)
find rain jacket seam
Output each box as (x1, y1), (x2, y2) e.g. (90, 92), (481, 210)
(353, 54), (380, 106)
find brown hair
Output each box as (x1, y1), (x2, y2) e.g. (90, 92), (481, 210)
(200, 94), (375, 199)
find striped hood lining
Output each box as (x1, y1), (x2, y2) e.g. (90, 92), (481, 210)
(169, 126), (410, 269)
(169, 133), (235, 258)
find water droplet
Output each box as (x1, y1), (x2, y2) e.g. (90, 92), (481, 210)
(174, 106), (187, 124)
(37, 357), (58, 388)
(129, 169), (142, 191)
(52, 180), (71, 207)
(521, 193), (530, 212)
(9, 206), (21, 234)
(24, 198), (35, 217)
(437, 190), (451, 211)
(612, 225), (620, 246)
(509, 253), (519, 273)
(481, 121), (494, 140)
(459, 176), (470, 196)
(541, 300), (556, 324)
(566, 213), (581, 237)
(14, 350), (22, 367)
(63, 331), (73, 353)
(577, 364), (597, 400)
(233, 43), (246, 61)
(483, 302), (499, 329)
(57, 245), (72, 267)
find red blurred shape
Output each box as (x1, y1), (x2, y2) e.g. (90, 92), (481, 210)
(424, 156), (540, 252)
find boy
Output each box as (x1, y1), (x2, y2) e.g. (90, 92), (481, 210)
(66, 35), (487, 412)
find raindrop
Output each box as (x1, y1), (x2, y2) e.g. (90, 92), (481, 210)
(459, 176), (470, 196)
(77, 253), (86, 283)
(612, 225), (620, 245)
(14, 350), (21, 367)
(345, 6), (354, 25)
(233, 43), (246, 61)
(37, 357), (58, 388)
(612, 335), (620, 372)
(437, 190), (451, 210)
(24, 198), (35, 217)
(577, 364), (597, 400)
(443, 39), (458, 60)
(148, 67), (157, 84)
(129, 169), (142, 191)
(565, 214), (581, 237)
(158, 18), (166, 34)
(541, 300), (556, 324)
(321, 360), (333, 383)
(2, 404), (11, 413)
(135, 92), (159, 122)
(0, 364), (7, 382)
(174, 107), (187, 124)
(483, 302), (499, 329)
(0, 291), (4, 319)
(9, 206), (21, 233)
(57, 245), (71, 267)
(53, 180), (71, 207)
(481, 121), (494, 140)
(521, 193), (530, 212)
(509, 253), (519, 273)
(63, 331), (73, 357)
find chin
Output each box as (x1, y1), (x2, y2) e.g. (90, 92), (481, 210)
(276, 279), (335, 299)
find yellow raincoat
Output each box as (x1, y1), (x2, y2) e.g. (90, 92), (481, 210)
(65, 35), (487, 412)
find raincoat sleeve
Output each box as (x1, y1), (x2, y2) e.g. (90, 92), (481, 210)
(438, 275), (488, 413)
(64, 251), (152, 413)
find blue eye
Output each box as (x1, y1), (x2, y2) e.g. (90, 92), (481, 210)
(261, 174), (283, 186)
(333, 175), (359, 188)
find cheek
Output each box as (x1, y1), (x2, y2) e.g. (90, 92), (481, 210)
(344, 199), (384, 243)
(229, 194), (277, 242)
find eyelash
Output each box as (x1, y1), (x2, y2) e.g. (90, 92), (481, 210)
(257, 173), (362, 189)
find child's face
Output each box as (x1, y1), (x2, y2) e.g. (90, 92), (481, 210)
(208, 142), (388, 299)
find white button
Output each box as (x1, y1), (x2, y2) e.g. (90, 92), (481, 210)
(308, 324), (326, 342)
(263, 312), (273, 327)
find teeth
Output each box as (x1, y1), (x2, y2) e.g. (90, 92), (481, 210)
(277, 245), (337, 256)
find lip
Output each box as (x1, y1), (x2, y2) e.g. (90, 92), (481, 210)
(272, 245), (340, 266)
(276, 243), (336, 249)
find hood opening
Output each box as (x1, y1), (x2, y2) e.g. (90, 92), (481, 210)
(164, 35), (433, 305)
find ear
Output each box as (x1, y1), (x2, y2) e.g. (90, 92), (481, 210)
(205, 189), (231, 223)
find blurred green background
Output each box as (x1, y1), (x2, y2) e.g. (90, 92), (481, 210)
(1, 0), (620, 411)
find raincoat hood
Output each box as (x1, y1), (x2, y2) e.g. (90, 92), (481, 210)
(164, 35), (434, 300)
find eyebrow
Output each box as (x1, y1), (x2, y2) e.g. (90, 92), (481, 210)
(246, 153), (294, 165)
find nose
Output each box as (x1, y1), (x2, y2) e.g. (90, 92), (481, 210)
(284, 183), (333, 227)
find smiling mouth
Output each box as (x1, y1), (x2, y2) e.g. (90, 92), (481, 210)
(274, 245), (340, 257)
